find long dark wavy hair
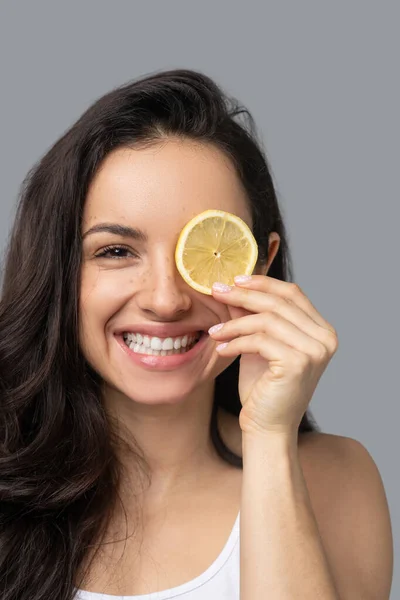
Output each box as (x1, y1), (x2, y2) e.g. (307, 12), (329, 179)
(0, 68), (321, 600)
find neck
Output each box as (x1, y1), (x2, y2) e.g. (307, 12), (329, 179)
(103, 378), (222, 510)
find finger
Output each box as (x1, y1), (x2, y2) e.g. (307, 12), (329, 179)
(210, 312), (332, 361)
(215, 331), (308, 369)
(211, 285), (338, 354)
(228, 275), (336, 334)
(211, 293), (330, 345)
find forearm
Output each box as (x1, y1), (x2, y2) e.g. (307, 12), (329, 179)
(240, 432), (340, 600)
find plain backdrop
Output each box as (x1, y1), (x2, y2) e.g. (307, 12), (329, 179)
(0, 1), (398, 597)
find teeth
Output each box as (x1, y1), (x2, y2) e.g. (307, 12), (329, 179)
(162, 337), (174, 351)
(150, 337), (162, 351)
(125, 335), (199, 356)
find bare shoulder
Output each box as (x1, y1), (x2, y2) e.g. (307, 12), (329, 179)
(298, 432), (394, 600)
(298, 431), (369, 472)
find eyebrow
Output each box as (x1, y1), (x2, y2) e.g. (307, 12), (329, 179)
(82, 223), (148, 243)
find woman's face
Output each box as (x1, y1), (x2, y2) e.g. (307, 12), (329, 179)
(79, 138), (261, 406)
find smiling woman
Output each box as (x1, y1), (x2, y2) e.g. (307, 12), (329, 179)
(0, 69), (393, 600)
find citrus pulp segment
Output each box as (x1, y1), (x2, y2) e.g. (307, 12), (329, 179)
(175, 209), (258, 295)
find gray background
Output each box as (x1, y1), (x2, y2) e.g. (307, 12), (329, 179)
(0, 1), (398, 596)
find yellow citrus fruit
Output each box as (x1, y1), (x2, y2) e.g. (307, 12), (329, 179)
(175, 209), (258, 295)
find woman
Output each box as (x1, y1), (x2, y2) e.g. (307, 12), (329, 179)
(0, 69), (393, 600)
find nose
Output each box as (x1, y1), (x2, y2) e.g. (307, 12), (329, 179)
(134, 255), (192, 319)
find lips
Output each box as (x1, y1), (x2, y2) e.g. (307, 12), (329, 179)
(115, 329), (209, 370)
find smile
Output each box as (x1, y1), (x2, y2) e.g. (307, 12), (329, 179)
(122, 332), (202, 356)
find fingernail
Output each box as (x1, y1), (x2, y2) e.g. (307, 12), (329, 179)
(234, 275), (252, 284)
(212, 282), (232, 293)
(216, 342), (228, 351)
(208, 323), (224, 335)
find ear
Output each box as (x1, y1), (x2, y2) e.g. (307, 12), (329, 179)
(254, 232), (280, 276)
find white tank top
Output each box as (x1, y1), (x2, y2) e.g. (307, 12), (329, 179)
(73, 511), (240, 600)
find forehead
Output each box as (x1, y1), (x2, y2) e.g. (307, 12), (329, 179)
(83, 139), (252, 233)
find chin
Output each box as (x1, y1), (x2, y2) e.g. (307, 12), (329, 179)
(104, 378), (202, 407)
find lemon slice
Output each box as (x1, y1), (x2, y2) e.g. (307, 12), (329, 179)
(175, 209), (258, 295)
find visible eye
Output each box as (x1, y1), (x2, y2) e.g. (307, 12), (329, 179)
(94, 245), (139, 259)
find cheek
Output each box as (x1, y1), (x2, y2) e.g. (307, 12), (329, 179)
(78, 269), (127, 350)
(80, 268), (129, 312)
(209, 298), (231, 325)
(219, 304), (231, 322)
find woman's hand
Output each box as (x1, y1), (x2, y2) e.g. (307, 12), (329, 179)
(209, 275), (339, 438)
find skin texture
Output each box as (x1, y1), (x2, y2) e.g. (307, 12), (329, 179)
(77, 139), (393, 598)
(79, 138), (280, 505)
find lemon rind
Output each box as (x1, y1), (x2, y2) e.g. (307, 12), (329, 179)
(175, 210), (258, 295)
